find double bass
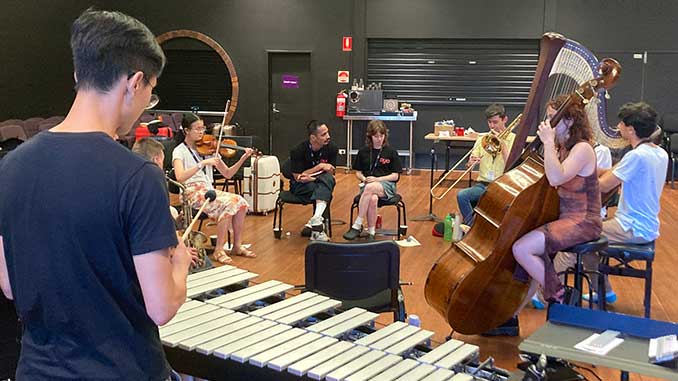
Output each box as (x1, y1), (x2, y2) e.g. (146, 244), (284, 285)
(424, 33), (622, 334)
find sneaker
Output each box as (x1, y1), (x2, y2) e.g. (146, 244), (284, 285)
(366, 234), (375, 242)
(531, 295), (545, 310)
(582, 291), (617, 304)
(308, 216), (325, 232)
(481, 316), (519, 337)
(343, 228), (361, 240)
(310, 231), (330, 242)
(301, 225), (312, 237)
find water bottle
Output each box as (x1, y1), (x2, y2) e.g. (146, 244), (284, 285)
(408, 314), (420, 328)
(443, 214), (453, 242)
(452, 213), (463, 242)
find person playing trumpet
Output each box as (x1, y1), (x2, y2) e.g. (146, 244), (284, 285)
(456, 104), (516, 227)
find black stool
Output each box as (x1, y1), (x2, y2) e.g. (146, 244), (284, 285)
(349, 194), (407, 240)
(189, 208), (233, 249)
(190, 208), (209, 231)
(558, 236), (609, 308)
(272, 158), (332, 239)
(272, 192), (332, 239)
(599, 241), (655, 318)
(213, 172), (243, 195)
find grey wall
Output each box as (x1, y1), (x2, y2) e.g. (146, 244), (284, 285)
(114, 0), (353, 150)
(0, 0), (106, 120)
(360, 0), (678, 165)
(2, 0), (676, 165)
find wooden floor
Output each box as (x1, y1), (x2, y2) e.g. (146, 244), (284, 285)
(195, 169), (678, 380)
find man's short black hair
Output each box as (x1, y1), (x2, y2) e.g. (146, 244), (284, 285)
(71, 8), (166, 92)
(618, 102), (657, 139)
(484, 104), (506, 119)
(306, 120), (327, 137)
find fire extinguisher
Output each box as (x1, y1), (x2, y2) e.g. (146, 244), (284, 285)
(336, 91), (347, 117)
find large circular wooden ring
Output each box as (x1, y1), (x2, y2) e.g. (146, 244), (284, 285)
(156, 30), (238, 124)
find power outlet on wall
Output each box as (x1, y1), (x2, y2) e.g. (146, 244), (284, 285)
(339, 149), (347, 155)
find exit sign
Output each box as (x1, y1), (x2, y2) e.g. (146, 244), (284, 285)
(342, 36), (352, 52)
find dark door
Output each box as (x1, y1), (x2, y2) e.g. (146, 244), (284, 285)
(268, 52), (312, 160)
(644, 52), (678, 117)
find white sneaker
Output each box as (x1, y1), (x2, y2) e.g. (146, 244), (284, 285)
(310, 231), (330, 242)
(308, 215), (324, 232)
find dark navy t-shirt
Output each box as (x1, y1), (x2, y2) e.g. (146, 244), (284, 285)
(289, 141), (339, 174)
(352, 145), (402, 178)
(0, 131), (178, 380)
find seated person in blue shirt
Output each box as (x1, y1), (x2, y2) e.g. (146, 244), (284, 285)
(586, 102), (668, 303)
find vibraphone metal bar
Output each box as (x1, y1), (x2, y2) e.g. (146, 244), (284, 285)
(162, 266), (507, 381)
(185, 265), (258, 298)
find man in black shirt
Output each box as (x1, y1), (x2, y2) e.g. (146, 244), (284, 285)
(0, 9), (191, 380)
(289, 120), (338, 241)
(343, 120), (402, 241)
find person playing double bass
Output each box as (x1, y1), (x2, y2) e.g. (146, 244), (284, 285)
(510, 95), (603, 327)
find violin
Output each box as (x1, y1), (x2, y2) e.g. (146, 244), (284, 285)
(195, 135), (262, 158)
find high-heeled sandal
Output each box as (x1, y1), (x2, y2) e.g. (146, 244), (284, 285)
(547, 286), (580, 306)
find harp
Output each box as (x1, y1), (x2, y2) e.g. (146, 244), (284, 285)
(506, 33), (625, 168)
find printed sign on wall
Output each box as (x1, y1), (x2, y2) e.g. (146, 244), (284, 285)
(281, 74), (300, 88)
(337, 71), (350, 83)
(342, 36), (352, 52)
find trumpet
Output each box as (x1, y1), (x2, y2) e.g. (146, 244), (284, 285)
(430, 114), (522, 200)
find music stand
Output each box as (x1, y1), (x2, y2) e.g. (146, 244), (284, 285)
(411, 146), (442, 222)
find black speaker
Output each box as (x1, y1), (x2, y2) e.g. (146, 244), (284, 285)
(347, 90), (383, 114)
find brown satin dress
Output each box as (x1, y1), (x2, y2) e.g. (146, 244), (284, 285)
(515, 146), (603, 299)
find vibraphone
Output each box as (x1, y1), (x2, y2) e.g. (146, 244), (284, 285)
(162, 266), (509, 381)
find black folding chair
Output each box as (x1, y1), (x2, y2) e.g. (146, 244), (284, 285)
(304, 241), (406, 322)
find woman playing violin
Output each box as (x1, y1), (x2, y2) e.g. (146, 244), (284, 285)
(513, 94), (602, 305)
(172, 113), (255, 264)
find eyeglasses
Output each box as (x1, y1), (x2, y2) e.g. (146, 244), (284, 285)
(189, 127), (206, 133)
(128, 71), (160, 110)
(146, 93), (160, 110)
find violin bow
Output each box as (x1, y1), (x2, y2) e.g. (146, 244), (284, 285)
(215, 100), (230, 158)
(220, 99), (231, 127)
